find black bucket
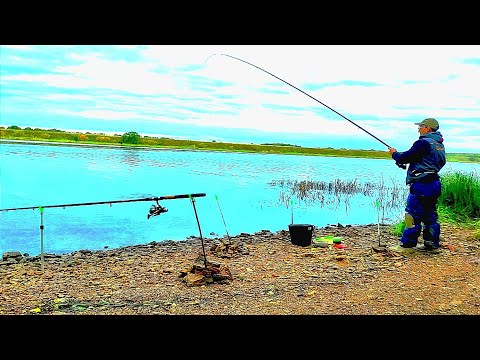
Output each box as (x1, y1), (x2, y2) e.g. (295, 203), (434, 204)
(288, 224), (314, 247)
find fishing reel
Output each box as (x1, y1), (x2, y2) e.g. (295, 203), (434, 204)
(147, 200), (168, 219)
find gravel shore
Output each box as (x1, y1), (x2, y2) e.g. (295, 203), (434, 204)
(1, 223), (479, 315)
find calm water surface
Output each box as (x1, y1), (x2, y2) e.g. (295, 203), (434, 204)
(1, 142), (478, 256)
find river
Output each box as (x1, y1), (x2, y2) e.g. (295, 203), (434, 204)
(1, 141), (478, 256)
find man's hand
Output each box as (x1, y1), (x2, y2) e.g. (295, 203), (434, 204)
(389, 147), (406, 169)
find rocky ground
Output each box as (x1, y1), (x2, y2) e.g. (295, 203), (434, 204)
(1, 223), (479, 315)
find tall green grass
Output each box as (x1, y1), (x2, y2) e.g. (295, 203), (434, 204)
(390, 170), (480, 238)
(439, 170), (480, 220)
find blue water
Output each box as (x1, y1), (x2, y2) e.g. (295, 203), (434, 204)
(1, 141), (478, 256)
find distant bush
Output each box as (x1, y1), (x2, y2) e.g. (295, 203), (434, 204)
(261, 142), (300, 147)
(121, 131), (141, 144)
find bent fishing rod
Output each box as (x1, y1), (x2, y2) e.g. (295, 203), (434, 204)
(208, 53), (405, 169)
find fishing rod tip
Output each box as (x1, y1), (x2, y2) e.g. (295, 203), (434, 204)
(204, 53), (219, 65)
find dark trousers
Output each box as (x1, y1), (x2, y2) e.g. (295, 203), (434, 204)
(400, 179), (442, 247)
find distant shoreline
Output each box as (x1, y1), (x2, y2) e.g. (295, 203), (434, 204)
(1, 135), (479, 164)
(0, 139), (178, 152)
(1, 139), (137, 148)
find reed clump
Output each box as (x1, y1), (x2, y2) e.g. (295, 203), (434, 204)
(271, 170), (480, 237)
(271, 177), (408, 223)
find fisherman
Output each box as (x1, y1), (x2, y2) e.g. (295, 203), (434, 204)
(388, 118), (446, 251)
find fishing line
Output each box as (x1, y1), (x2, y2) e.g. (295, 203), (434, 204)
(215, 194), (231, 241)
(207, 53), (405, 169)
(290, 199), (294, 224)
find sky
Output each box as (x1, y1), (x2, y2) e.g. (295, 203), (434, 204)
(1, 45), (479, 153)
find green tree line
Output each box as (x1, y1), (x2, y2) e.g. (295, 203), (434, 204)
(1, 125), (479, 163)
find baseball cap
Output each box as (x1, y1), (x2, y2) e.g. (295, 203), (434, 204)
(415, 118), (439, 130)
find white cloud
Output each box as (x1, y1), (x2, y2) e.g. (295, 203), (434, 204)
(1, 45), (479, 153)
(1, 45), (34, 51)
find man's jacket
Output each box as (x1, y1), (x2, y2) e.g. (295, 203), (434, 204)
(392, 132), (446, 185)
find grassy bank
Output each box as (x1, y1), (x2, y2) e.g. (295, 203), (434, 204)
(1, 126), (479, 163)
(391, 170), (480, 238)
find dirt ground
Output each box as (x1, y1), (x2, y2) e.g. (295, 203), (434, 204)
(1, 223), (479, 315)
